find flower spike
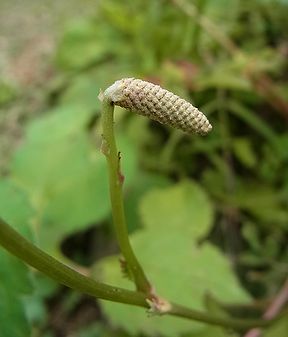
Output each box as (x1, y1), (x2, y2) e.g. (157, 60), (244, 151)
(103, 78), (212, 135)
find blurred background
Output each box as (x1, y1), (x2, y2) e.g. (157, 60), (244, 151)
(0, 0), (288, 336)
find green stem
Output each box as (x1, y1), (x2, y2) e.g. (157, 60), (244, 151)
(0, 217), (146, 306)
(0, 217), (273, 329)
(170, 303), (270, 330)
(100, 94), (151, 293)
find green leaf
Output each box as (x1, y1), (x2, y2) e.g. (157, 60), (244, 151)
(0, 81), (16, 105)
(10, 105), (138, 252)
(25, 105), (94, 143)
(263, 315), (288, 337)
(96, 181), (249, 336)
(225, 183), (288, 230)
(228, 100), (278, 146)
(203, 169), (288, 231)
(139, 180), (214, 238)
(124, 173), (171, 232)
(56, 19), (116, 70)
(233, 137), (257, 169)
(59, 76), (102, 112)
(184, 293), (232, 337)
(0, 180), (34, 337)
(242, 222), (262, 253)
(76, 322), (130, 337)
(196, 60), (251, 91)
(183, 326), (231, 337)
(10, 106), (109, 252)
(11, 131), (110, 249)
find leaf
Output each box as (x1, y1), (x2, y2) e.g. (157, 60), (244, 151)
(233, 137), (257, 169)
(196, 60), (251, 91)
(124, 173), (171, 232)
(204, 0), (239, 29)
(11, 130), (110, 249)
(228, 100), (278, 146)
(56, 19), (116, 70)
(0, 180), (34, 337)
(0, 81), (16, 105)
(225, 183), (288, 230)
(183, 326), (232, 337)
(25, 104), (94, 143)
(77, 322), (130, 337)
(263, 315), (288, 337)
(9, 106), (107, 252)
(139, 180), (214, 238)
(9, 104), (138, 252)
(96, 181), (249, 336)
(203, 169), (288, 231)
(242, 221), (262, 253)
(59, 76), (102, 112)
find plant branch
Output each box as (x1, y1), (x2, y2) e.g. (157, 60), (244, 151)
(0, 216), (274, 330)
(99, 92), (151, 294)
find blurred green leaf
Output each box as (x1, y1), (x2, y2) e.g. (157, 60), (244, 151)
(196, 60), (251, 91)
(0, 180), (34, 337)
(184, 326), (232, 337)
(11, 131), (110, 250)
(9, 104), (138, 252)
(56, 19), (116, 70)
(25, 105), (94, 142)
(77, 323), (106, 337)
(186, 294), (232, 337)
(124, 172), (171, 232)
(242, 222), (262, 253)
(263, 314), (288, 337)
(139, 180), (214, 238)
(77, 322), (130, 337)
(59, 76), (102, 112)
(10, 105), (108, 252)
(24, 274), (58, 329)
(0, 81), (16, 105)
(226, 183), (288, 230)
(233, 137), (257, 169)
(228, 100), (278, 145)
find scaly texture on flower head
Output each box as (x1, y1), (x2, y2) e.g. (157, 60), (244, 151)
(103, 78), (212, 135)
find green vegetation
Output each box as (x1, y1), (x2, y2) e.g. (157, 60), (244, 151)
(0, 0), (288, 336)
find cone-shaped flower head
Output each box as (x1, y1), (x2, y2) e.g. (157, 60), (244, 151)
(103, 78), (212, 135)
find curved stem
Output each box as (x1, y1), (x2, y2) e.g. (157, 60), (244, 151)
(0, 217), (273, 330)
(100, 94), (151, 293)
(0, 217), (146, 306)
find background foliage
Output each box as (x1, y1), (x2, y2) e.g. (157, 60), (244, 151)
(0, 0), (287, 336)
